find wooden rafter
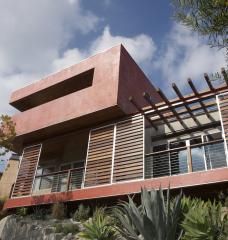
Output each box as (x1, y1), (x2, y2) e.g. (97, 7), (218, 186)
(151, 121), (220, 142)
(143, 92), (175, 133)
(156, 88), (188, 130)
(129, 96), (158, 130)
(221, 68), (228, 85)
(144, 85), (224, 116)
(128, 69), (228, 135)
(149, 99), (217, 125)
(172, 83), (201, 127)
(204, 73), (214, 91)
(187, 78), (214, 121)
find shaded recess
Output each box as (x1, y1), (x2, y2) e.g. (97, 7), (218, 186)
(11, 69), (94, 111)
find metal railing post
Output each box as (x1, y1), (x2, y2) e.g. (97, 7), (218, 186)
(186, 140), (193, 172)
(66, 169), (71, 191)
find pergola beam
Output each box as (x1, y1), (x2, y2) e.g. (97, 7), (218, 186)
(129, 96), (158, 130)
(143, 92), (175, 133)
(144, 83), (228, 116)
(156, 88), (188, 130)
(187, 78), (213, 121)
(221, 68), (228, 86)
(149, 100), (217, 126)
(172, 83), (201, 127)
(204, 73), (214, 91)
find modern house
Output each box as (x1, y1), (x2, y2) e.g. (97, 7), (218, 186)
(4, 45), (228, 209)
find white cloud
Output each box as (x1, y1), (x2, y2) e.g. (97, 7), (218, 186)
(1, 1), (226, 118)
(154, 24), (226, 93)
(90, 26), (156, 65)
(0, 73), (41, 114)
(52, 26), (156, 72)
(0, 0), (99, 75)
(0, 0), (99, 114)
(52, 49), (87, 72)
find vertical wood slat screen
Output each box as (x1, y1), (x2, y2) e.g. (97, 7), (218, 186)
(84, 115), (144, 187)
(84, 126), (114, 187)
(113, 115), (144, 182)
(12, 144), (41, 197)
(218, 93), (228, 148)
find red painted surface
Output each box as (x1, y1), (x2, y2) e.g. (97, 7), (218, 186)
(4, 167), (228, 209)
(10, 45), (161, 142)
(12, 46), (121, 139)
(118, 46), (161, 113)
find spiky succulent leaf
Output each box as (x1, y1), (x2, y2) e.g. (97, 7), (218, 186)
(114, 187), (183, 240)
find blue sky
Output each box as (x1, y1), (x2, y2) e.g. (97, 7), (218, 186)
(81, 0), (173, 45)
(0, 0), (226, 116)
(0, 0), (226, 170)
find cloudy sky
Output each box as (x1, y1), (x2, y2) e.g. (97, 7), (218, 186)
(0, 0), (226, 115)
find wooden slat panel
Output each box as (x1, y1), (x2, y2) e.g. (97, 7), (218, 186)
(218, 94), (228, 152)
(12, 144), (41, 197)
(84, 126), (114, 187)
(113, 115), (144, 182)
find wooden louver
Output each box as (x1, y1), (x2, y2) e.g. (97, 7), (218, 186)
(84, 126), (114, 187)
(218, 93), (228, 149)
(113, 115), (144, 182)
(12, 144), (41, 197)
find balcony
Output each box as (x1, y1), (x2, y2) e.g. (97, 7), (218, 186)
(33, 167), (84, 195)
(31, 134), (227, 196)
(145, 136), (227, 179)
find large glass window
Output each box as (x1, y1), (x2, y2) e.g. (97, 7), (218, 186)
(152, 144), (169, 178)
(33, 166), (55, 192)
(190, 138), (206, 172)
(145, 131), (227, 179)
(170, 141), (188, 175)
(204, 133), (227, 169)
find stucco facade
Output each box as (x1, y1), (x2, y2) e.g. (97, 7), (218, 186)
(4, 45), (228, 209)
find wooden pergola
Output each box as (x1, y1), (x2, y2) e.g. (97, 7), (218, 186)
(129, 68), (228, 139)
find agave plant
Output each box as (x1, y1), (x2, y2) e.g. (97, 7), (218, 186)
(181, 198), (228, 240)
(114, 187), (183, 240)
(79, 207), (117, 240)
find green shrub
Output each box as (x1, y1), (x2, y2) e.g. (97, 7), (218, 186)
(54, 223), (79, 235)
(73, 203), (90, 222)
(54, 223), (63, 233)
(52, 202), (65, 220)
(79, 208), (117, 240)
(181, 198), (228, 240)
(16, 207), (29, 216)
(62, 223), (79, 235)
(114, 187), (183, 240)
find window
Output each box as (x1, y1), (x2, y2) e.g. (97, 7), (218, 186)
(145, 131), (227, 179)
(33, 166), (55, 191)
(152, 144), (169, 178)
(203, 133), (227, 169)
(170, 140), (188, 175)
(190, 137), (205, 172)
